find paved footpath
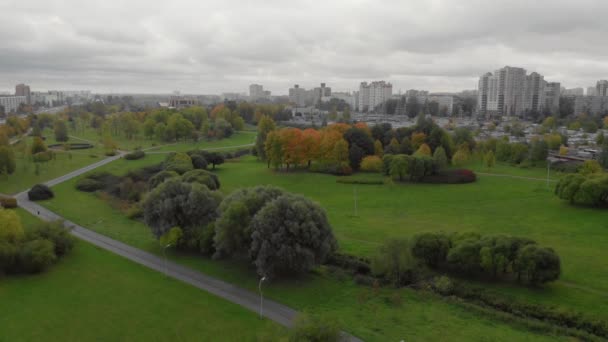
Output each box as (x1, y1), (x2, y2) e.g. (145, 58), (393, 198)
(14, 155), (363, 342)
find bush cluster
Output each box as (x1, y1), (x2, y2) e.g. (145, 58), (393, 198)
(411, 232), (561, 284)
(0, 197), (17, 208)
(0, 216), (75, 275)
(124, 150), (145, 160)
(27, 184), (54, 201)
(422, 169), (477, 184)
(383, 154), (476, 184)
(555, 173), (608, 207)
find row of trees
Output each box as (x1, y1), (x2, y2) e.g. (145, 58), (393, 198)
(555, 171), (608, 207)
(411, 232), (561, 284)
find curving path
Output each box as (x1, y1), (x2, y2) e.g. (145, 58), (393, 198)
(14, 152), (363, 342)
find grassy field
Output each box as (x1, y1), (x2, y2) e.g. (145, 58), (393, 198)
(0, 210), (283, 342)
(65, 125), (256, 153)
(38, 156), (586, 341)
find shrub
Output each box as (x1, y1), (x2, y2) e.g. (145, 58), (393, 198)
(18, 239), (56, 273)
(0, 209), (24, 243)
(289, 313), (344, 342)
(148, 170), (179, 189)
(325, 252), (371, 275)
(249, 194), (338, 277)
(27, 184), (54, 201)
(27, 221), (75, 257)
(124, 150), (145, 160)
(163, 152), (194, 174)
(0, 197), (18, 209)
(190, 154), (208, 169)
(433, 275), (454, 295)
(33, 151), (54, 162)
(555, 173), (608, 207)
(0, 241), (19, 272)
(335, 177), (383, 185)
(360, 156), (383, 172)
(75, 178), (104, 192)
(411, 232), (450, 267)
(371, 238), (417, 286)
(181, 169), (220, 190)
(422, 169), (477, 184)
(514, 245), (561, 284)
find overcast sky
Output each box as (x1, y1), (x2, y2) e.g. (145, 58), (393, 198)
(1, 0), (607, 95)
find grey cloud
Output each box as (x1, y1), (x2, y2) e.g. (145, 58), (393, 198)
(0, 0), (607, 94)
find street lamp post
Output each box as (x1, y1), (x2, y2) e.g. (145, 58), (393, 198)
(162, 243), (172, 277)
(258, 276), (267, 319)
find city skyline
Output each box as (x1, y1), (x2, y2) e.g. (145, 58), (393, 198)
(1, 1), (608, 94)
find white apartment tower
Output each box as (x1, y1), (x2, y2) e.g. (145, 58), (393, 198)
(358, 81), (392, 112)
(478, 66), (547, 117)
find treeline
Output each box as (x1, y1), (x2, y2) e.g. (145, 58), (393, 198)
(0, 211), (75, 275)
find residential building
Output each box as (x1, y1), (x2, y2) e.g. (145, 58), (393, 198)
(249, 84), (265, 100)
(562, 87), (585, 96)
(544, 82), (561, 114)
(597, 80), (608, 97)
(587, 86), (597, 96)
(312, 83), (331, 105)
(574, 96), (608, 115)
(289, 84), (313, 107)
(477, 66), (548, 117)
(321, 91), (356, 109)
(168, 95), (198, 109)
(15, 83), (31, 105)
(0, 96), (27, 113)
(358, 81), (392, 112)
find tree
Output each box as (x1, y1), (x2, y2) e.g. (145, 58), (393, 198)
(414, 143), (431, 157)
(579, 160), (602, 175)
(27, 184), (54, 201)
(344, 128), (374, 155)
(451, 145), (470, 167)
(249, 194), (337, 277)
(528, 140), (548, 163)
(163, 152), (193, 174)
(559, 145), (569, 156)
(31, 137), (47, 155)
(374, 140), (383, 157)
(599, 143), (608, 168)
(181, 169), (220, 190)
(371, 238), (416, 286)
(0, 209), (24, 244)
(213, 186), (286, 258)
(433, 146), (448, 172)
(360, 155), (383, 172)
(411, 233), (450, 267)
(0, 146), (16, 175)
(53, 120), (69, 142)
(514, 245), (561, 284)
(484, 150), (496, 169)
(142, 179), (222, 243)
(256, 115), (276, 160)
(348, 144), (365, 170)
(410, 132), (426, 150)
(597, 131), (605, 146)
(389, 154), (409, 181)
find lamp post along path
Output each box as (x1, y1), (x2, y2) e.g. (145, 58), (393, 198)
(259, 276), (267, 319)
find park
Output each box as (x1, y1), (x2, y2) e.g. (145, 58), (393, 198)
(1, 107), (608, 341)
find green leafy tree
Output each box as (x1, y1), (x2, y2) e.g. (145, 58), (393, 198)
(0, 146), (16, 175)
(31, 137), (47, 155)
(432, 146), (448, 172)
(213, 186), (286, 258)
(0, 209), (24, 243)
(256, 115), (276, 160)
(411, 232), (450, 267)
(249, 194), (338, 277)
(53, 120), (69, 142)
(484, 150), (496, 169)
(371, 238), (416, 286)
(143, 179), (222, 244)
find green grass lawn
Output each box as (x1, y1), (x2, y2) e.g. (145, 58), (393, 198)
(0, 210), (283, 342)
(39, 157), (586, 341)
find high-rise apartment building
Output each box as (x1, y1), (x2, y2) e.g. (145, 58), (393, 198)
(249, 84), (265, 100)
(358, 81), (392, 112)
(15, 83), (31, 105)
(587, 87), (597, 96)
(596, 80), (608, 97)
(544, 82), (561, 114)
(312, 83), (331, 104)
(478, 66), (548, 117)
(289, 84), (312, 107)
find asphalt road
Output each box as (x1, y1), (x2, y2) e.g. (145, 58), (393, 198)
(14, 153), (363, 341)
